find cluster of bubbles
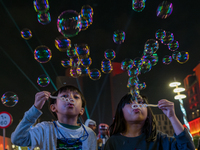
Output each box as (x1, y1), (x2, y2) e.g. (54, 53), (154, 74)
(156, 1), (173, 19)
(21, 28), (32, 40)
(57, 5), (94, 38)
(155, 29), (189, 65)
(33, 0), (51, 25)
(1, 91), (18, 107)
(132, 0), (146, 12)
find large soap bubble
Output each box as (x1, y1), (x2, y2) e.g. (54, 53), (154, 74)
(57, 10), (81, 38)
(37, 74), (50, 87)
(156, 1), (173, 19)
(1, 91), (18, 107)
(34, 45), (52, 63)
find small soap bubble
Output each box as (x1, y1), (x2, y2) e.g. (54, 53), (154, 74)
(162, 55), (172, 65)
(89, 69), (101, 80)
(176, 51), (189, 64)
(55, 36), (71, 52)
(61, 59), (71, 68)
(37, 74), (50, 87)
(1, 91), (18, 107)
(113, 30), (125, 44)
(156, 1), (173, 19)
(37, 11), (51, 25)
(34, 45), (52, 63)
(132, 0), (146, 12)
(80, 57), (92, 67)
(128, 66), (140, 77)
(141, 58), (152, 74)
(161, 31), (174, 45)
(142, 54), (158, 66)
(133, 57), (143, 68)
(66, 47), (77, 58)
(155, 29), (166, 41)
(121, 58), (134, 71)
(70, 67), (82, 78)
(138, 82), (146, 90)
(21, 28), (32, 40)
(144, 39), (159, 55)
(79, 65), (89, 76)
(168, 40), (179, 51)
(57, 10), (81, 38)
(101, 65), (113, 74)
(127, 76), (139, 88)
(172, 51), (180, 60)
(75, 44), (90, 58)
(101, 59), (112, 66)
(81, 5), (94, 16)
(70, 56), (80, 67)
(33, 0), (49, 12)
(104, 49), (116, 60)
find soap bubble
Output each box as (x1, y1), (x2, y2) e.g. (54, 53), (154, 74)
(177, 51), (189, 64)
(37, 74), (50, 87)
(55, 36), (71, 52)
(130, 88), (140, 98)
(128, 66), (140, 77)
(80, 57), (92, 67)
(113, 30), (125, 44)
(121, 58), (134, 71)
(138, 82), (146, 90)
(61, 59), (71, 68)
(132, 0), (146, 12)
(101, 65), (113, 74)
(70, 56), (80, 67)
(142, 54), (158, 66)
(161, 31), (174, 45)
(1, 91), (18, 107)
(70, 67), (82, 78)
(133, 57), (143, 68)
(101, 59), (112, 66)
(141, 58), (152, 74)
(37, 11), (51, 25)
(66, 46), (77, 58)
(155, 29), (166, 41)
(33, 0), (49, 12)
(79, 65), (89, 76)
(21, 28), (32, 40)
(75, 44), (90, 59)
(172, 51), (180, 60)
(156, 1), (173, 19)
(104, 49), (116, 60)
(57, 10), (81, 38)
(162, 55), (172, 65)
(81, 5), (94, 16)
(80, 16), (89, 31)
(89, 69), (101, 80)
(168, 40), (179, 51)
(127, 76), (139, 88)
(34, 45), (52, 63)
(144, 39), (159, 55)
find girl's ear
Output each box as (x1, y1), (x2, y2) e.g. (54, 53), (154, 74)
(79, 108), (85, 116)
(50, 104), (57, 112)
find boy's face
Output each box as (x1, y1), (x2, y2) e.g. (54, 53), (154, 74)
(51, 89), (84, 118)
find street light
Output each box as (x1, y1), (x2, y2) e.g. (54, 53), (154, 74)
(169, 80), (193, 139)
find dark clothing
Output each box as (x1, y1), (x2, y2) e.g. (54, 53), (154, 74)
(104, 128), (195, 150)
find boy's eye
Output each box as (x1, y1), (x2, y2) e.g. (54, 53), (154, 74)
(74, 95), (80, 99)
(61, 95), (68, 98)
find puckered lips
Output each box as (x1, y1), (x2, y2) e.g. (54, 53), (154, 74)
(133, 108), (141, 113)
(67, 103), (74, 108)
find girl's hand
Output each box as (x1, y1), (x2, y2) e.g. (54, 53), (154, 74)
(158, 99), (176, 119)
(34, 91), (51, 110)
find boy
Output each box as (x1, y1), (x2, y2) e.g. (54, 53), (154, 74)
(11, 85), (97, 150)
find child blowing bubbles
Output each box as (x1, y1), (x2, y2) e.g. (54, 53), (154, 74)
(104, 94), (195, 150)
(11, 85), (97, 150)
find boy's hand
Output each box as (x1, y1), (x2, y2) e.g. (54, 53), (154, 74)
(34, 91), (51, 110)
(158, 99), (176, 119)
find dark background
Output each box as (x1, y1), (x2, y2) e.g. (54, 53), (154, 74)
(0, 0), (200, 137)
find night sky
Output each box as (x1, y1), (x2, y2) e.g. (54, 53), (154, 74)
(0, 0), (200, 137)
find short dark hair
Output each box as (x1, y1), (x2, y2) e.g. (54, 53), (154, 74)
(48, 85), (86, 119)
(109, 93), (157, 142)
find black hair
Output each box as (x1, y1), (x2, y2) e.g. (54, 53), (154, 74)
(109, 93), (157, 142)
(48, 85), (86, 119)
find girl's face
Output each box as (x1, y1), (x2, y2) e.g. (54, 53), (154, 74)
(122, 98), (148, 124)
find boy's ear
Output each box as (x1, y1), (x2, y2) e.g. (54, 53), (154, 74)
(50, 104), (57, 112)
(79, 107), (85, 116)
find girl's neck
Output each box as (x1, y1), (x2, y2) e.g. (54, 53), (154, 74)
(122, 123), (143, 137)
(57, 115), (79, 126)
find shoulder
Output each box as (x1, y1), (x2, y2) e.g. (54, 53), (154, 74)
(83, 125), (96, 136)
(33, 121), (54, 129)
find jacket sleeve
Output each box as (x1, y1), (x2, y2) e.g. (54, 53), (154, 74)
(159, 128), (195, 150)
(11, 105), (42, 146)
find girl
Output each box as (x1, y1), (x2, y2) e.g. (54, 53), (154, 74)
(104, 94), (195, 150)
